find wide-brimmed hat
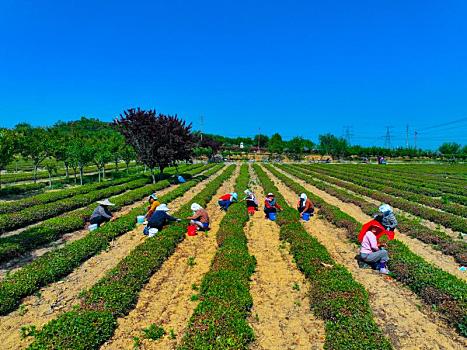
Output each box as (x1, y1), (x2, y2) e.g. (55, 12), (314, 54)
(231, 192), (238, 200)
(97, 199), (115, 206)
(267, 193), (274, 197)
(156, 204), (170, 211)
(148, 193), (158, 201)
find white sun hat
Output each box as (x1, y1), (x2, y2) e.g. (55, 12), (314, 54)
(156, 204), (170, 211)
(378, 204), (392, 214)
(191, 203), (202, 211)
(97, 199), (115, 206)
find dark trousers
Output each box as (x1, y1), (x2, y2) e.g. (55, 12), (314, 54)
(90, 216), (110, 227)
(298, 207), (314, 214)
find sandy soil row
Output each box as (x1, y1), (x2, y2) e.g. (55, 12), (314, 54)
(246, 167), (325, 350)
(0, 167), (225, 350)
(263, 165), (466, 350)
(301, 168), (464, 240)
(276, 166), (466, 280)
(101, 166), (239, 350)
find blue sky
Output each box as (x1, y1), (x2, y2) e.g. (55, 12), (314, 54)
(1, 0), (467, 149)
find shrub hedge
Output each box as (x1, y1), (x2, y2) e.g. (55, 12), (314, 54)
(179, 164), (256, 349)
(255, 165), (392, 349)
(267, 164), (467, 337)
(0, 164), (223, 316)
(27, 165), (235, 349)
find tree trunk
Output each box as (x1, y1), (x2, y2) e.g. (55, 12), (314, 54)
(48, 171), (52, 188)
(33, 164), (38, 183)
(73, 168), (77, 183)
(98, 167), (101, 182)
(65, 164), (69, 179)
(158, 165), (165, 181)
(144, 164), (147, 173)
(79, 167), (83, 185)
(115, 160), (119, 172)
(126, 162), (129, 174)
(150, 167), (156, 184)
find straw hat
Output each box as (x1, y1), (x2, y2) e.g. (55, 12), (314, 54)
(97, 199), (115, 206)
(156, 204), (170, 211)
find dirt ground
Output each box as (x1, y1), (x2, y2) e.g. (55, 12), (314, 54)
(100, 166), (239, 350)
(263, 165), (466, 350)
(0, 167), (225, 350)
(246, 168), (325, 350)
(275, 166), (467, 281)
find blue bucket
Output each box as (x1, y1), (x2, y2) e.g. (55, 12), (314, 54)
(137, 215), (145, 224)
(302, 213), (310, 221)
(268, 212), (276, 221)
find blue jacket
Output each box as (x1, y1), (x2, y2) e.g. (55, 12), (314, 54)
(148, 210), (178, 228)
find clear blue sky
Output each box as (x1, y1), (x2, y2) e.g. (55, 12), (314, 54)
(1, 0), (467, 150)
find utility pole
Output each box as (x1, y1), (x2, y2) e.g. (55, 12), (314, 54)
(257, 128), (261, 151)
(405, 124), (409, 148)
(199, 115), (204, 141)
(414, 131), (418, 149)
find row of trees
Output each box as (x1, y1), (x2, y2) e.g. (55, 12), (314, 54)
(203, 132), (467, 160)
(0, 118), (136, 187)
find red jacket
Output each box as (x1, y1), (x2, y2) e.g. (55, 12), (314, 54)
(264, 198), (282, 210)
(219, 194), (232, 201)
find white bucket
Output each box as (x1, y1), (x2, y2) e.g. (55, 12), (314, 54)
(89, 224), (98, 231)
(137, 215), (145, 224)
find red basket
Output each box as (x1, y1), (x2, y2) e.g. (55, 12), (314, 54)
(187, 224), (197, 236)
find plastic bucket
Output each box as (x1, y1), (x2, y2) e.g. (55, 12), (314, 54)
(89, 224), (98, 231)
(187, 224), (197, 236)
(302, 213), (310, 221)
(137, 215), (145, 224)
(247, 207), (256, 215)
(268, 212), (276, 221)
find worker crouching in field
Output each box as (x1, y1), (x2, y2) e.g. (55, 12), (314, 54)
(145, 204), (181, 237)
(374, 204), (398, 231)
(360, 226), (390, 274)
(264, 193), (282, 219)
(187, 203), (210, 231)
(243, 189), (258, 215)
(218, 192), (238, 211)
(145, 193), (160, 220)
(297, 193), (314, 218)
(90, 199), (115, 227)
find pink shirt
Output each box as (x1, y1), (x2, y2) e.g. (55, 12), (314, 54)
(360, 231), (379, 254)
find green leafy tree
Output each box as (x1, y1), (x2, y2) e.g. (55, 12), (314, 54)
(268, 133), (285, 154)
(438, 142), (461, 155)
(43, 157), (58, 188)
(253, 134), (269, 149)
(318, 133), (348, 159)
(14, 124), (51, 183)
(120, 145), (136, 173)
(68, 134), (94, 185)
(286, 136), (308, 160)
(0, 129), (16, 188)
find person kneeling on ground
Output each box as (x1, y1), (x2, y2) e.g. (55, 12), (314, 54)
(243, 189), (259, 213)
(146, 204), (181, 236)
(360, 226), (390, 274)
(264, 193), (282, 218)
(297, 193), (314, 218)
(218, 192), (238, 211)
(374, 204), (397, 231)
(187, 203), (210, 231)
(145, 193), (160, 220)
(90, 199), (115, 227)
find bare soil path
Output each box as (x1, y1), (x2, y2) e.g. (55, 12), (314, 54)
(0, 168), (224, 350)
(246, 168), (325, 350)
(277, 166), (467, 281)
(304, 169), (464, 241)
(264, 165), (466, 350)
(100, 166), (239, 350)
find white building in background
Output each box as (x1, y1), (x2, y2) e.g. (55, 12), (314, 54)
(240, 142), (244, 149)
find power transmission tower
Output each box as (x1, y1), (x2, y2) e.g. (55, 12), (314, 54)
(344, 126), (353, 144)
(405, 124), (409, 148)
(384, 126), (393, 149)
(414, 130), (418, 149)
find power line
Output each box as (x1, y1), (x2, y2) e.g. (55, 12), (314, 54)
(418, 116), (467, 132)
(384, 126), (393, 149)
